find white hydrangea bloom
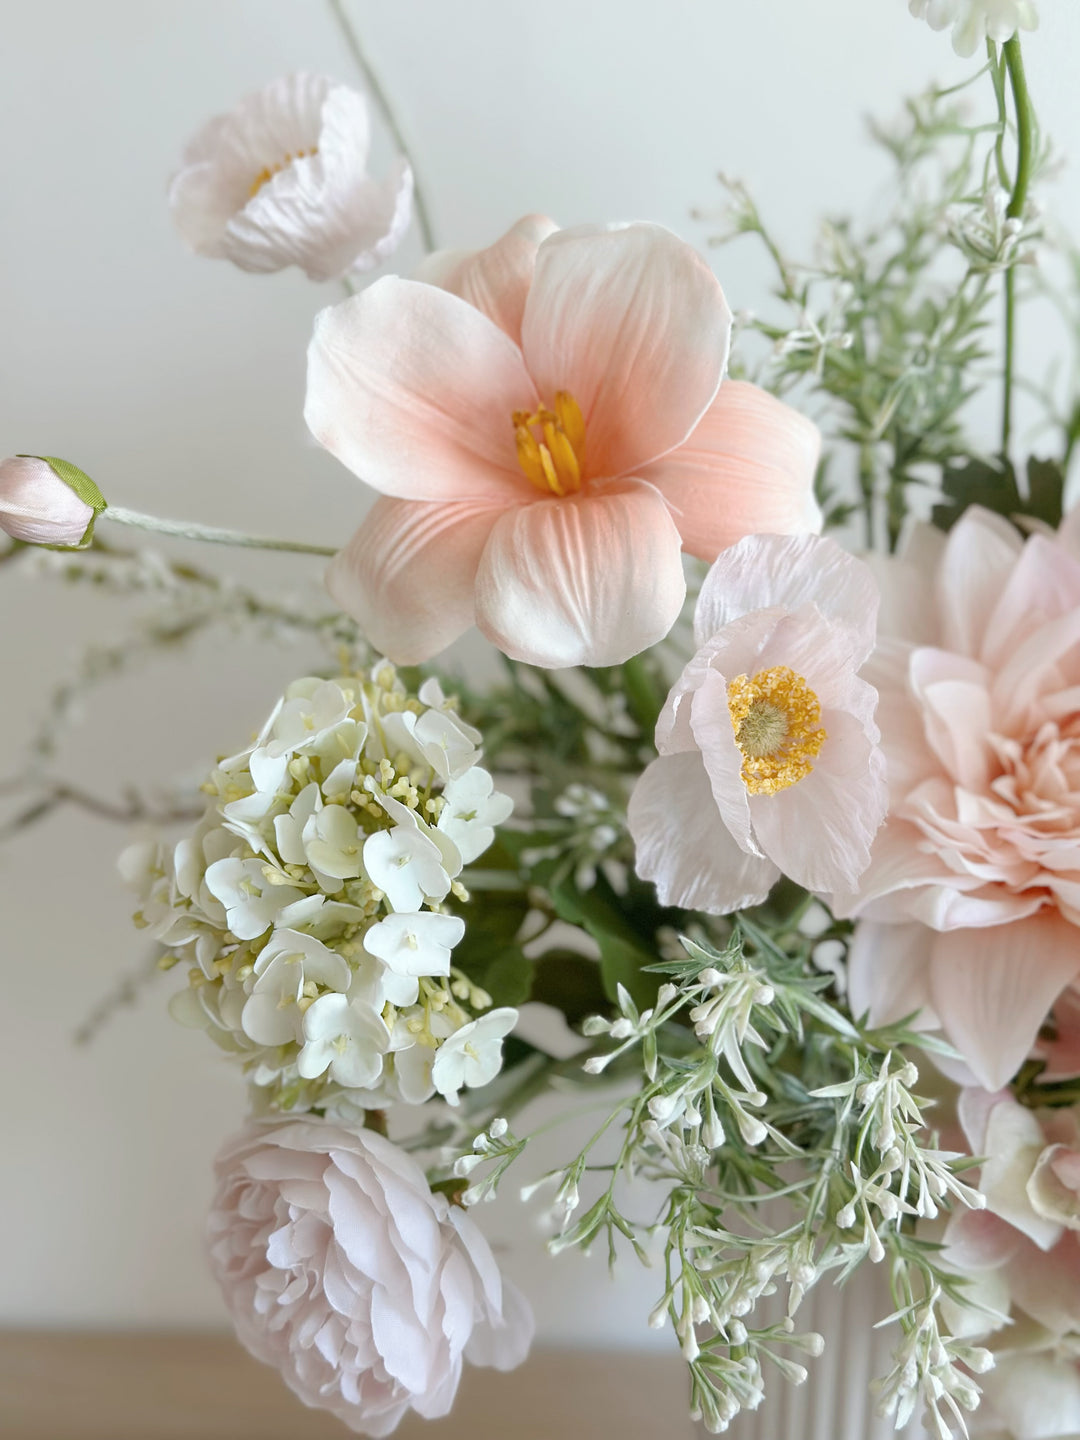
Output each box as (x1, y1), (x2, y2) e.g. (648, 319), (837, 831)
(908, 0), (1037, 57)
(121, 661), (516, 1115)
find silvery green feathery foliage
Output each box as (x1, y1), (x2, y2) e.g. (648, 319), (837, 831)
(446, 928), (988, 1436)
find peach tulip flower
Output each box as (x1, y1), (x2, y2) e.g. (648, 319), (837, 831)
(306, 217), (822, 669)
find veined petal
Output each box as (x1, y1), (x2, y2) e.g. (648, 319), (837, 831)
(929, 911), (1080, 1090)
(628, 753), (779, 914)
(416, 215), (559, 344)
(642, 381), (821, 561)
(473, 481), (686, 667)
(325, 496), (515, 663)
(693, 532), (880, 663)
(520, 224), (730, 479)
(305, 278), (537, 503)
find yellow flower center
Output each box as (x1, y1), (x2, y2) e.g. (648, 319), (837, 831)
(248, 148), (317, 199)
(513, 391), (587, 497)
(727, 665), (826, 795)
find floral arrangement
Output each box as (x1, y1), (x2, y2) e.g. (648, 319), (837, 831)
(9, 3), (1080, 1437)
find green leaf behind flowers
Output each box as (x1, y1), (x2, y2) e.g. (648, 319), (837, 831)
(932, 455), (1064, 534)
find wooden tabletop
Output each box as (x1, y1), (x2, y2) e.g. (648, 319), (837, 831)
(0, 1332), (695, 1440)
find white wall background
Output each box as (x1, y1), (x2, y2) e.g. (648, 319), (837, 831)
(1, 0), (1079, 1346)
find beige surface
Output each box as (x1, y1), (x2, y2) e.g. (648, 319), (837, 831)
(0, 1333), (694, 1440)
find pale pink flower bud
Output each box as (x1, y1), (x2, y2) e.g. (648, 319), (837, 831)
(0, 455), (99, 546)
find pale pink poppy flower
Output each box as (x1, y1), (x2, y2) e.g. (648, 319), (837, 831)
(208, 1119), (533, 1437)
(840, 505), (1080, 1090)
(306, 217), (822, 669)
(627, 532), (887, 913)
(169, 74), (413, 281)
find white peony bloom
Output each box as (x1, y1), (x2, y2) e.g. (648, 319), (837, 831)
(168, 73), (413, 281)
(908, 0), (1038, 57)
(432, 1009), (519, 1105)
(208, 1120), (533, 1437)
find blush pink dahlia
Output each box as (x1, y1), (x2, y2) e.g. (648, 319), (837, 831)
(208, 1119), (533, 1437)
(306, 217), (822, 669)
(842, 506), (1080, 1090)
(628, 532), (887, 913)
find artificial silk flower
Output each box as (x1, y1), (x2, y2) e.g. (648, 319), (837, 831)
(628, 532), (887, 913)
(169, 73), (413, 281)
(307, 217), (822, 668)
(0, 455), (102, 547)
(208, 1120), (533, 1437)
(908, 0), (1038, 57)
(431, 1008), (519, 1105)
(838, 506), (1080, 1090)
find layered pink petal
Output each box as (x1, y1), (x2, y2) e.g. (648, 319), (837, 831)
(982, 532), (1080, 670)
(642, 381), (821, 561)
(865, 525), (946, 646)
(520, 224), (730, 479)
(937, 507), (1023, 660)
(693, 533), (879, 663)
(929, 911), (1080, 1090)
(325, 496), (515, 663)
(473, 481), (686, 667)
(305, 278), (537, 503)
(628, 753), (779, 914)
(847, 921), (940, 1030)
(416, 215), (559, 345)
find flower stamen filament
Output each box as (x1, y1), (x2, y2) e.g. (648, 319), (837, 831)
(513, 391), (586, 497)
(249, 148), (317, 199)
(727, 665), (826, 795)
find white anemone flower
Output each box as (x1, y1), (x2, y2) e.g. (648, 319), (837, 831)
(298, 993), (389, 1088)
(169, 72), (413, 281)
(908, 0), (1037, 56)
(432, 1009), (519, 1105)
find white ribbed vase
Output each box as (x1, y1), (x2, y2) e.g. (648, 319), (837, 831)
(697, 1262), (931, 1439)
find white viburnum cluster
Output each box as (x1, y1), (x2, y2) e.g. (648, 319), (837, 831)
(908, 0), (1038, 57)
(121, 661), (517, 1115)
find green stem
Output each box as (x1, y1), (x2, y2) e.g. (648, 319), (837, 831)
(327, 0), (437, 256)
(103, 505), (337, 557)
(1001, 36), (1035, 456)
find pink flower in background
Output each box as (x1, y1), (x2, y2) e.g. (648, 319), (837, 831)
(841, 507), (1080, 1089)
(208, 1119), (533, 1437)
(306, 217), (822, 668)
(169, 74), (413, 281)
(628, 533), (887, 913)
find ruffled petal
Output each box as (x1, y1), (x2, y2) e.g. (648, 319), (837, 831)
(628, 753), (778, 914)
(688, 669), (758, 857)
(520, 224), (730, 479)
(693, 532), (879, 664)
(325, 496), (515, 663)
(864, 523), (946, 646)
(416, 215), (559, 344)
(929, 911), (1080, 1090)
(642, 381), (821, 561)
(473, 480), (686, 667)
(305, 278), (537, 502)
(937, 506), (1022, 660)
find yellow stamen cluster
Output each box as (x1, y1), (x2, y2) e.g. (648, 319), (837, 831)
(727, 665), (826, 795)
(513, 390), (587, 497)
(248, 147), (317, 199)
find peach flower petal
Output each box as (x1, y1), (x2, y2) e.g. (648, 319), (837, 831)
(929, 912), (1080, 1090)
(473, 481), (686, 667)
(641, 381), (821, 562)
(847, 921), (941, 1031)
(305, 277), (537, 503)
(628, 752), (779, 914)
(520, 224), (730, 480)
(416, 215), (559, 344)
(937, 507), (1022, 659)
(326, 496), (515, 664)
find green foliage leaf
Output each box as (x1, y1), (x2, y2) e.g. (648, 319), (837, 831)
(932, 455), (1064, 534)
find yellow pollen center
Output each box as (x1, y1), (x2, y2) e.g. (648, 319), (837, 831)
(727, 665), (826, 795)
(249, 148), (317, 199)
(513, 390), (587, 497)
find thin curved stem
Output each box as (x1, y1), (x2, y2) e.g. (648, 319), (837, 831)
(1001, 36), (1035, 456)
(327, 0), (437, 255)
(104, 505), (337, 557)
